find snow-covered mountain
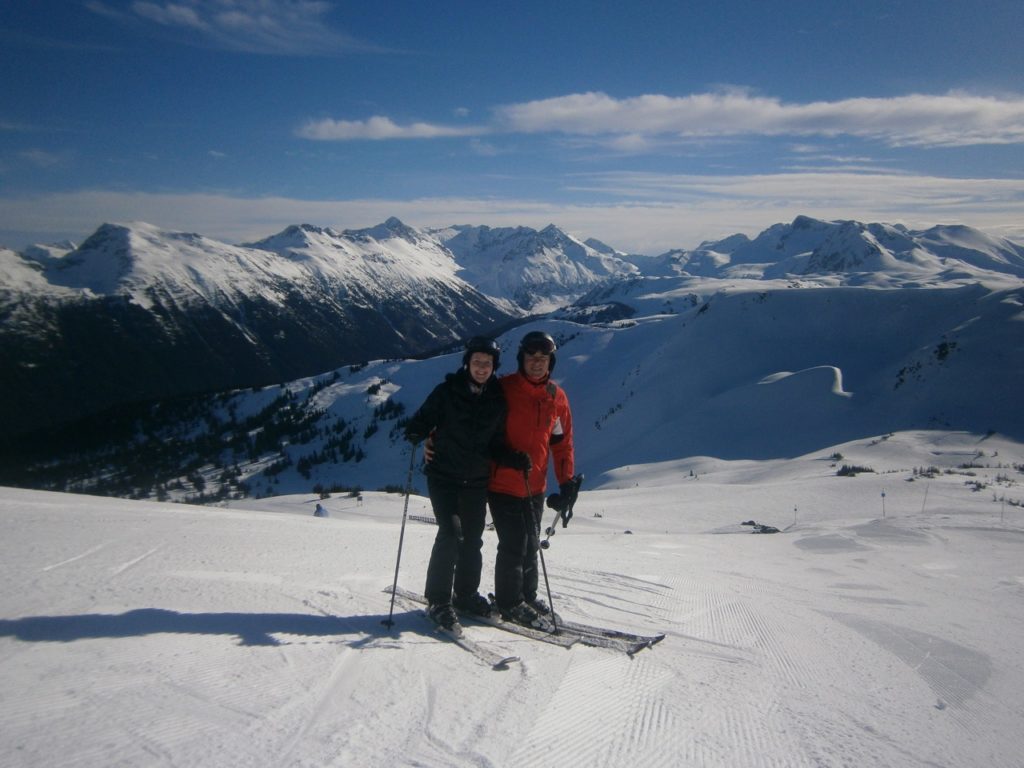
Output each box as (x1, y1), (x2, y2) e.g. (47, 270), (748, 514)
(3, 212), (1024, 457)
(432, 223), (639, 312)
(7, 272), (1022, 504)
(647, 215), (1024, 285)
(0, 219), (514, 438)
(0, 247), (54, 297)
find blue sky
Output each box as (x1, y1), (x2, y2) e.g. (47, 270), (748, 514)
(2, 0), (1023, 254)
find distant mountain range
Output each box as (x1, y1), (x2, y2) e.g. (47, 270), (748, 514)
(2, 214), (1023, 451)
(636, 215), (1024, 283)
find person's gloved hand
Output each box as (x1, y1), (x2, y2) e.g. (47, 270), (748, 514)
(558, 480), (578, 508)
(509, 451), (532, 472)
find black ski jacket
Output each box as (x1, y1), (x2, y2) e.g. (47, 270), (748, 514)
(404, 368), (513, 488)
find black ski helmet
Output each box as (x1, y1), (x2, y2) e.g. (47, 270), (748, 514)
(462, 336), (501, 370)
(517, 330), (557, 373)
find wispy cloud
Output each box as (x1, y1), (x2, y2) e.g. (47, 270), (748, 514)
(494, 89), (1024, 148)
(88, 0), (378, 56)
(17, 149), (68, 169)
(302, 88), (1024, 148)
(297, 116), (485, 140)
(566, 170), (1024, 211)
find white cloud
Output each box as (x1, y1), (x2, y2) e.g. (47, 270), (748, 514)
(296, 116), (485, 141)
(302, 89), (1024, 148)
(492, 90), (1024, 148)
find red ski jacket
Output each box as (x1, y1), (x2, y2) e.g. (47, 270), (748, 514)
(489, 371), (574, 498)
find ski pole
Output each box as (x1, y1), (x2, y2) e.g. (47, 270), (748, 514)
(524, 469), (559, 635)
(383, 444), (417, 629)
(540, 506), (562, 550)
(540, 474), (582, 550)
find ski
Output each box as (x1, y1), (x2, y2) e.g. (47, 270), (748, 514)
(391, 591), (520, 670)
(486, 591), (665, 655)
(386, 587), (663, 655)
(388, 586), (578, 649)
(551, 616), (666, 649)
(431, 619), (521, 670)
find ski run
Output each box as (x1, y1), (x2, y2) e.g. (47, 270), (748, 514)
(3, 429), (1024, 766)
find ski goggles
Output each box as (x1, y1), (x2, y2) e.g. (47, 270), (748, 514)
(521, 338), (555, 356)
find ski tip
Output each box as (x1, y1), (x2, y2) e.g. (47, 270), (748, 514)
(626, 635), (667, 656)
(493, 655), (521, 670)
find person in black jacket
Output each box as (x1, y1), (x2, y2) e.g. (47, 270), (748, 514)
(404, 336), (529, 633)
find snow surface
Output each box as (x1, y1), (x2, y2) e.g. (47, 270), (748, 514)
(3, 428), (1024, 767)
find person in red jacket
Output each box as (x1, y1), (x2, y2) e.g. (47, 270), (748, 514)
(489, 330), (576, 628)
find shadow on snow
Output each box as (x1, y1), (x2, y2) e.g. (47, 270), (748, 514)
(0, 607), (423, 647)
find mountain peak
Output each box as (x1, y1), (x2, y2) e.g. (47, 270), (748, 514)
(343, 217), (421, 244)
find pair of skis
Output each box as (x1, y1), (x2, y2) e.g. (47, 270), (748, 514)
(387, 586), (664, 670)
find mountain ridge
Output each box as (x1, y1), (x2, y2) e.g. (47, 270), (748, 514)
(3, 213), (1023, 447)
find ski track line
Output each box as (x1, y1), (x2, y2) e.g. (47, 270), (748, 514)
(416, 674), (492, 768)
(109, 546), (161, 576)
(265, 644), (360, 766)
(40, 542), (108, 571)
(510, 648), (680, 767)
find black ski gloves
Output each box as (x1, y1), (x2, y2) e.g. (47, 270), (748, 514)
(557, 480), (578, 510)
(546, 478), (579, 522)
(508, 451), (532, 472)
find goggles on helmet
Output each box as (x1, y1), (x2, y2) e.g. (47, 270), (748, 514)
(523, 342), (554, 356)
(465, 336), (500, 355)
(520, 334), (555, 356)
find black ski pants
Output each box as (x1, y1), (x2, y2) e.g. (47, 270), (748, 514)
(488, 490), (544, 610)
(424, 475), (488, 607)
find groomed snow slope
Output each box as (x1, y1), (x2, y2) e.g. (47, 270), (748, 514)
(3, 429), (1023, 767)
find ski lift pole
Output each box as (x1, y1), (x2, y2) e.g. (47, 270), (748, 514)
(383, 445), (418, 629)
(524, 469), (559, 635)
